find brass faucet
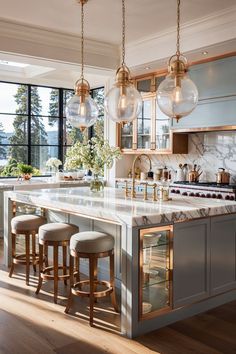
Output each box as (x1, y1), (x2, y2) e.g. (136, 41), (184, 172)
(131, 154), (152, 198)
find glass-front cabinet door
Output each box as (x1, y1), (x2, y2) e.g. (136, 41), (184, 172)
(155, 104), (171, 151)
(139, 226), (173, 319)
(137, 96), (154, 150)
(120, 122), (133, 149)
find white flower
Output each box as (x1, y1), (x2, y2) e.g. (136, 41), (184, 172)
(46, 158), (62, 169)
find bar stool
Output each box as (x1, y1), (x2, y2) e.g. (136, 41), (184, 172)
(36, 222), (79, 304)
(9, 214), (46, 285)
(65, 231), (119, 326)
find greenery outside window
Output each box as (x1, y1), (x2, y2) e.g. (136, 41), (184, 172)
(0, 82), (104, 177)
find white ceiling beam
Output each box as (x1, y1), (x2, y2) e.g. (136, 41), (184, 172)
(0, 18), (120, 71)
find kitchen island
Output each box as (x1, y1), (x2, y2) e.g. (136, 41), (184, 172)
(4, 187), (236, 337)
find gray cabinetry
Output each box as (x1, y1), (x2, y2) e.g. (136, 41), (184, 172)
(210, 214), (236, 296)
(173, 219), (210, 308)
(171, 55), (236, 130)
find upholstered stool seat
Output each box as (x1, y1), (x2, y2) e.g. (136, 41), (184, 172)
(39, 223), (79, 243)
(70, 231), (114, 254)
(9, 214), (46, 286)
(11, 215), (46, 233)
(36, 223), (79, 304)
(65, 231), (119, 325)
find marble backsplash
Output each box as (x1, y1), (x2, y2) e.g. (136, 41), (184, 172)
(142, 131), (236, 183)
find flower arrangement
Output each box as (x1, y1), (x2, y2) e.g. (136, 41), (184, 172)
(46, 158), (62, 170)
(64, 122), (121, 176)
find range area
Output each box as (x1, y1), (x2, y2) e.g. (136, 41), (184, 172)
(170, 181), (236, 200)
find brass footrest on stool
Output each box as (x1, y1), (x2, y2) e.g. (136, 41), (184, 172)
(72, 280), (113, 298)
(13, 253), (39, 265)
(40, 265), (70, 281)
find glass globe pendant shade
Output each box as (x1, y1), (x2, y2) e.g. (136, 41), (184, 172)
(157, 56), (198, 122)
(105, 65), (142, 123)
(66, 79), (98, 130)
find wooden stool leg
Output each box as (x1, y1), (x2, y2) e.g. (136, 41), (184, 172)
(35, 243), (44, 294)
(9, 233), (16, 278)
(94, 258), (98, 303)
(53, 242), (59, 304)
(89, 256), (95, 326)
(75, 256), (80, 283)
(65, 254), (74, 314)
(25, 233), (30, 286)
(32, 231), (37, 273)
(44, 244), (49, 268)
(110, 252), (119, 313)
(63, 245), (67, 286)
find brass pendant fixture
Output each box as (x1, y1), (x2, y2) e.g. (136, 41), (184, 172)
(156, 0), (198, 122)
(66, 0), (98, 131)
(104, 0), (142, 123)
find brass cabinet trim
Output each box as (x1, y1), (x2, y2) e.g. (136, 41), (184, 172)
(138, 225), (173, 321)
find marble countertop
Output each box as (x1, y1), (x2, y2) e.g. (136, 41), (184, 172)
(5, 186), (236, 227)
(0, 178), (89, 190)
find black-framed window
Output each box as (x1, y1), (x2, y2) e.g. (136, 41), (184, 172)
(0, 81), (104, 177)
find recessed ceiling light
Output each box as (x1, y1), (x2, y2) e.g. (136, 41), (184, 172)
(0, 60), (29, 68)
(202, 51), (208, 56)
(145, 66), (150, 70)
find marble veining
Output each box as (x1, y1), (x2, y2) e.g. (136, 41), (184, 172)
(140, 131), (236, 183)
(5, 187), (236, 227)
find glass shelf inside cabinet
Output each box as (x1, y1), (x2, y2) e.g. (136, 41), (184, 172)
(140, 227), (172, 318)
(156, 104), (170, 150)
(121, 123), (133, 149)
(137, 99), (151, 149)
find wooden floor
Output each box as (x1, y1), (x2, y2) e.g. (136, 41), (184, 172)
(1, 238), (236, 354)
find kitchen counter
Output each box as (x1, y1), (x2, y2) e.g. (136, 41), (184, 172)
(3, 186), (236, 338)
(0, 178), (89, 189)
(4, 186), (236, 227)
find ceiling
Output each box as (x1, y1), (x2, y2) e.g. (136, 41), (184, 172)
(0, 0), (235, 44)
(0, 0), (235, 87)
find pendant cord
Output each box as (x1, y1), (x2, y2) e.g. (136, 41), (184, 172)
(121, 0), (126, 66)
(176, 0), (180, 57)
(81, 1), (85, 80)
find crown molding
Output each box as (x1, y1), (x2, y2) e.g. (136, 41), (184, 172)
(126, 5), (236, 68)
(0, 18), (119, 70)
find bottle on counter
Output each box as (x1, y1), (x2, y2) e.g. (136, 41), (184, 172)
(154, 168), (163, 181)
(163, 166), (169, 181)
(128, 169), (132, 179)
(147, 169), (154, 180)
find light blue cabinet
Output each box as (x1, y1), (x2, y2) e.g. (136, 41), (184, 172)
(171, 55), (236, 130)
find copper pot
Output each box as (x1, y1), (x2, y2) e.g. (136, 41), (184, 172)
(188, 170), (202, 183)
(216, 168), (230, 184)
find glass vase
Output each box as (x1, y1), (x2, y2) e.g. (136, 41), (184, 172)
(90, 174), (104, 193)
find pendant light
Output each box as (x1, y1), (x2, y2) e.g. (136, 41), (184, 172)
(66, 0), (98, 131)
(104, 0), (142, 123)
(156, 0), (198, 122)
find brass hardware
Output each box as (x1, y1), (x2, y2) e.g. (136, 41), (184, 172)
(131, 154), (152, 198)
(12, 201), (17, 217)
(152, 183), (157, 201)
(124, 180), (129, 197)
(140, 182), (148, 201)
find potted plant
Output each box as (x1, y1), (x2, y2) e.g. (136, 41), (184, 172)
(17, 163), (34, 180)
